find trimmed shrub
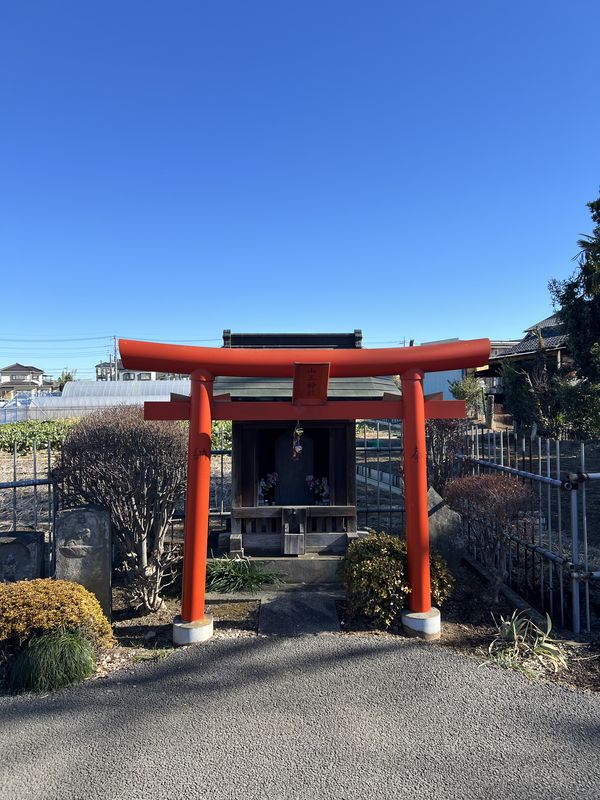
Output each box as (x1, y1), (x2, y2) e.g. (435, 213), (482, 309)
(0, 579), (114, 652)
(340, 532), (455, 630)
(8, 628), (96, 694)
(444, 474), (536, 602)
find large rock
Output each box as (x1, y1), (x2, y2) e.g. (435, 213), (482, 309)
(54, 506), (112, 619)
(427, 487), (463, 565)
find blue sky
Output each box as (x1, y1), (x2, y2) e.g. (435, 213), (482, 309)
(1, 2), (599, 378)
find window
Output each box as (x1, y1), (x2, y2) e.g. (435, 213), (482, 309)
(138, 372), (151, 381)
(122, 372), (135, 381)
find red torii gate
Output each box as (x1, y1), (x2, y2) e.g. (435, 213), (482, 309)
(119, 337), (490, 643)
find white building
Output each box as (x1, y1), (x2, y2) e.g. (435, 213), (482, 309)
(0, 363), (47, 401)
(95, 358), (184, 382)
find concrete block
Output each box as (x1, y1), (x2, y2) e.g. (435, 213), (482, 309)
(401, 607), (441, 641)
(250, 555), (342, 584)
(0, 532), (44, 582)
(173, 614), (214, 646)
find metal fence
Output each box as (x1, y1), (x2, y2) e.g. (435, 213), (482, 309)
(1, 422), (405, 542)
(0, 442), (56, 533)
(11, 422), (598, 635)
(461, 426), (600, 634)
(355, 420), (405, 533)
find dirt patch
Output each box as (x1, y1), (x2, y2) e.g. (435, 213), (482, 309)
(337, 560), (600, 693)
(91, 589), (260, 680)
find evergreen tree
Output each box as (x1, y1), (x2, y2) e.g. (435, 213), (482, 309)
(550, 192), (600, 382)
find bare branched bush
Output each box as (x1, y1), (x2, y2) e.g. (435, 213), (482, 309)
(426, 420), (465, 494)
(444, 474), (535, 602)
(56, 408), (187, 612)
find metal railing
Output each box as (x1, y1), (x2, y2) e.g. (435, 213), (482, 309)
(0, 441), (56, 533)
(461, 426), (600, 634)
(356, 420), (405, 534)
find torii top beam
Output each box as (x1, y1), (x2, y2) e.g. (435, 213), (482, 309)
(118, 337), (491, 378)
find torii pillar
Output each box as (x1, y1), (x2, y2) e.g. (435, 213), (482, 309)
(401, 368), (438, 638)
(119, 336), (491, 645)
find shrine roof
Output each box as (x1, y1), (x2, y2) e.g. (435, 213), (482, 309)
(222, 330), (362, 349)
(61, 375), (401, 402)
(213, 375), (400, 400)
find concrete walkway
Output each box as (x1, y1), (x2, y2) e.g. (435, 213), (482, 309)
(258, 587), (342, 635)
(1, 629), (598, 800)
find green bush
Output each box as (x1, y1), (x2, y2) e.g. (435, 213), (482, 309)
(0, 579), (114, 652)
(340, 532), (455, 630)
(206, 556), (283, 593)
(211, 420), (232, 449)
(0, 419), (78, 455)
(8, 628), (96, 694)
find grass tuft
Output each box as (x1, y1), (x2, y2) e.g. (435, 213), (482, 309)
(487, 610), (569, 677)
(206, 556), (283, 593)
(8, 628), (96, 694)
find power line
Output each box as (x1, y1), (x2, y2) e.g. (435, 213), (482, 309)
(0, 335), (113, 342)
(116, 336), (221, 343)
(0, 348), (112, 354)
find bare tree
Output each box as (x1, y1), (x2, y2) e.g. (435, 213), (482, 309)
(57, 407), (188, 611)
(426, 419), (465, 494)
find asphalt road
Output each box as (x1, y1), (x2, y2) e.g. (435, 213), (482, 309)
(1, 635), (598, 800)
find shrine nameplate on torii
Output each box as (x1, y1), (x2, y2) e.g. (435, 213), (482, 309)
(119, 336), (490, 644)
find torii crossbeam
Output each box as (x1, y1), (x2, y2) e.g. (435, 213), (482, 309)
(119, 337), (490, 643)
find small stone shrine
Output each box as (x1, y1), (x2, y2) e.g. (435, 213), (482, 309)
(54, 506), (112, 619)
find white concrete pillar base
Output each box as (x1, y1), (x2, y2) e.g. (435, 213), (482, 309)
(173, 614), (214, 646)
(401, 607), (441, 641)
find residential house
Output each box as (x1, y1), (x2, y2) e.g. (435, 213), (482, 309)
(422, 339), (519, 400)
(0, 363), (49, 401)
(474, 314), (570, 412)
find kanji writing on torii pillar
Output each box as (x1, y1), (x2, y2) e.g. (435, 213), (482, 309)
(119, 336), (490, 644)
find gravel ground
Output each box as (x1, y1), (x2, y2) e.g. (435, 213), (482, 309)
(0, 635), (598, 800)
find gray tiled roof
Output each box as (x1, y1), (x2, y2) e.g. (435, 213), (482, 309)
(525, 314), (560, 332)
(494, 333), (568, 359)
(213, 376), (400, 400)
(0, 363), (44, 373)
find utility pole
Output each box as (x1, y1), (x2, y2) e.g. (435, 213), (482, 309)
(113, 336), (118, 381)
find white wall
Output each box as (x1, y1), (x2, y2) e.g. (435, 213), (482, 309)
(423, 369), (464, 400)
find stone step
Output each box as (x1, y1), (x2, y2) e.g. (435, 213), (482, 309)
(250, 555), (343, 584)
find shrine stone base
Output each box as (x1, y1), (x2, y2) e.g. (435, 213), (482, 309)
(401, 607), (441, 641)
(173, 614), (214, 646)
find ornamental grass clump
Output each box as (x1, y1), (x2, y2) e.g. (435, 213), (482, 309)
(340, 532), (454, 630)
(487, 610), (569, 677)
(8, 628), (96, 694)
(206, 556), (283, 593)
